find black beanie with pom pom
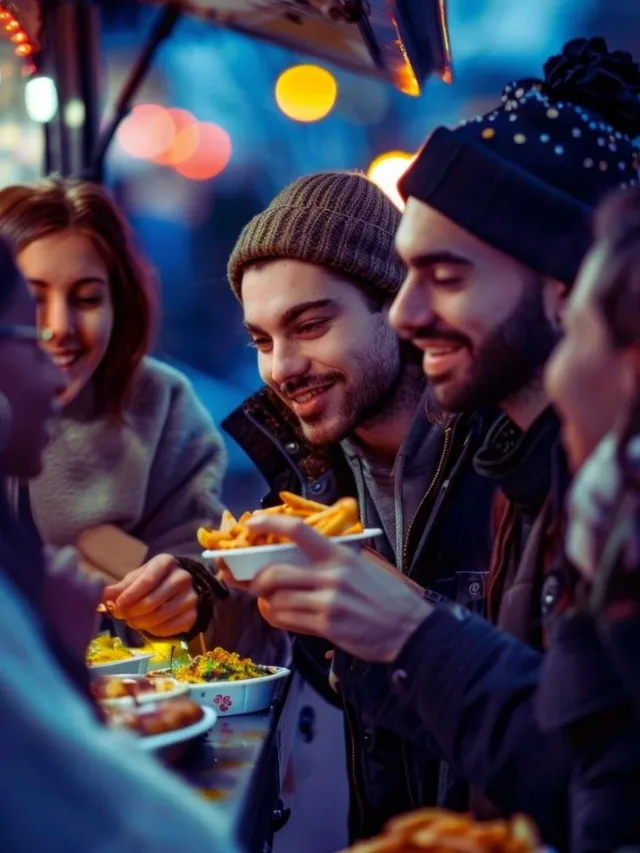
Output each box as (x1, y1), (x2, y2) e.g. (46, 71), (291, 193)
(399, 37), (640, 286)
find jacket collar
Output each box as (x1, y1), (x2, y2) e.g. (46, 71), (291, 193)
(473, 406), (561, 515)
(222, 387), (344, 495)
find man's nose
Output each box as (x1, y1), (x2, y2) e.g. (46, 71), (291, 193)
(389, 277), (435, 338)
(270, 341), (310, 388)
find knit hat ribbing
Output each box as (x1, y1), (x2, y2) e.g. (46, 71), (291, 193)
(228, 171), (405, 300)
(399, 37), (640, 286)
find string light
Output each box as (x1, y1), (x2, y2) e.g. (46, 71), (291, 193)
(0, 3), (37, 72)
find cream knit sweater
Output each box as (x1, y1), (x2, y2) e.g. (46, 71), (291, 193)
(30, 356), (226, 558)
(19, 357), (289, 666)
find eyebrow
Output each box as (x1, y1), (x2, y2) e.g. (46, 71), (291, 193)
(28, 276), (108, 287)
(243, 298), (338, 334)
(404, 251), (472, 270)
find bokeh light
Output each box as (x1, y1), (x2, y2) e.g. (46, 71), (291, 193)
(117, 104), (176, 160)
(65, 98), (86, 129)
(367, 151), (415, 210)
(25, 76), (58, 124)
(275, 64), (338, 123)
(174, 122), (232, 181)
(152, 108), (198, 166)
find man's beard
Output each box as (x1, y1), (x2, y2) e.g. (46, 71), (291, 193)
(278, 325), (403, 446)
(429, 280), (562, 414)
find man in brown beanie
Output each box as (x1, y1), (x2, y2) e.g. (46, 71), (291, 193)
(243, 37), (640, 851)
(222, 171), (497, 841)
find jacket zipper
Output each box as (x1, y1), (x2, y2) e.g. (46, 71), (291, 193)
(344, 700), (365, 836)
(397, 425), (451, 813)
(402, 425), (452, 571)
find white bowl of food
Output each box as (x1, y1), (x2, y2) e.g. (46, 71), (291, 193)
(183, 667), (291, 716)
(203, 528), (383, 582)
(86, 634), (156, 678)
(90, 673), (190, 708)
(87, 653), (155, 679)
(156, 647), (291, 716)
(104, 698), (216, 762)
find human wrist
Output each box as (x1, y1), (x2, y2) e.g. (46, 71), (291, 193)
(385, 597), (434, 662)
(174, 556), (223, 639)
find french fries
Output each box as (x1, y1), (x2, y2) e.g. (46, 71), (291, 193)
(197, 492), (363, 551)
(340, 810), (541, 853)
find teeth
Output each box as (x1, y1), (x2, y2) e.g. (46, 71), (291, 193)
(426, 346), (458, 356)
(292, 387), (328, 404)
(51, 353), (80, 368)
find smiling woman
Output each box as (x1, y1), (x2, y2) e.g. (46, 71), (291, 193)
(0, 178), (241, 654)
(0, 180), (150, 417)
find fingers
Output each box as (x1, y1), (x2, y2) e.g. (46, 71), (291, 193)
(112, 554), (179, 611)
(250, 562), (342, 599)
(255, 607), (326, 637)
(103, 571), (138, 604)
(253, 586), (340, 638)
(117, 569), (194, 619)
(247, 515), (347, 563)
(127, 588), (199, 634)
(131, 597), (197, 637)
(215, 561), (252, 592)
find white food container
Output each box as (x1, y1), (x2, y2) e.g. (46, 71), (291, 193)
(92, 673), (190, 708)
(179, 667), (291, 717)
(203, 528), (383, 582)
(87, 653), (155, 679)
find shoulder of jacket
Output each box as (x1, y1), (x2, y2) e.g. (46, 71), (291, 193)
(134, 357), (195, 396)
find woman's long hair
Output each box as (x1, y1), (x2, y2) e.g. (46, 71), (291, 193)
(0, 177), (157, 420)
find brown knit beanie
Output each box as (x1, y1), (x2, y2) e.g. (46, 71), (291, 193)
(227, 171), (405, 301)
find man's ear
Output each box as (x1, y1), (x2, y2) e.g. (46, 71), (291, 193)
(543, 277), (571, 329)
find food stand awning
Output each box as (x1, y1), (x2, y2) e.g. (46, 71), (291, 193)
(15, 0), (451, 178)
(141, 0), (452, 94)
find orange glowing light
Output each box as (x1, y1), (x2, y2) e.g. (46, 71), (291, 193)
(117, 104), (176, 160)
(275, 64), (338, 123)
(367, 151), (415, 210)
(0, 4), (37, 71)
(152, 108), (198, 165)
(174, 122), (232, 181)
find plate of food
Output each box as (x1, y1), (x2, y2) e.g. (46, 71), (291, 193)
(157, 647), (291, 716)
(198, 492), (382, 581)
(104, 698), (217, 761)
(86, 635), (155, 678)
(90, 673), (190, 708)
(340, 808), (543, 853)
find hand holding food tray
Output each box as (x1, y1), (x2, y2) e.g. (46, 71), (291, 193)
(198, 492), (382, 581)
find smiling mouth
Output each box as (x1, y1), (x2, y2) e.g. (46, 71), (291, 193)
(418, 341), (466, 379)
(289, 384), (335, 404)
(49, 351), (84, 371)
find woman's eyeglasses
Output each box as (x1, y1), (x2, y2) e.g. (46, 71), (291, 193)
(0, 325), (53, 343)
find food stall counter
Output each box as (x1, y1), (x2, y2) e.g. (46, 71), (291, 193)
(176, 672), (297, 853)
